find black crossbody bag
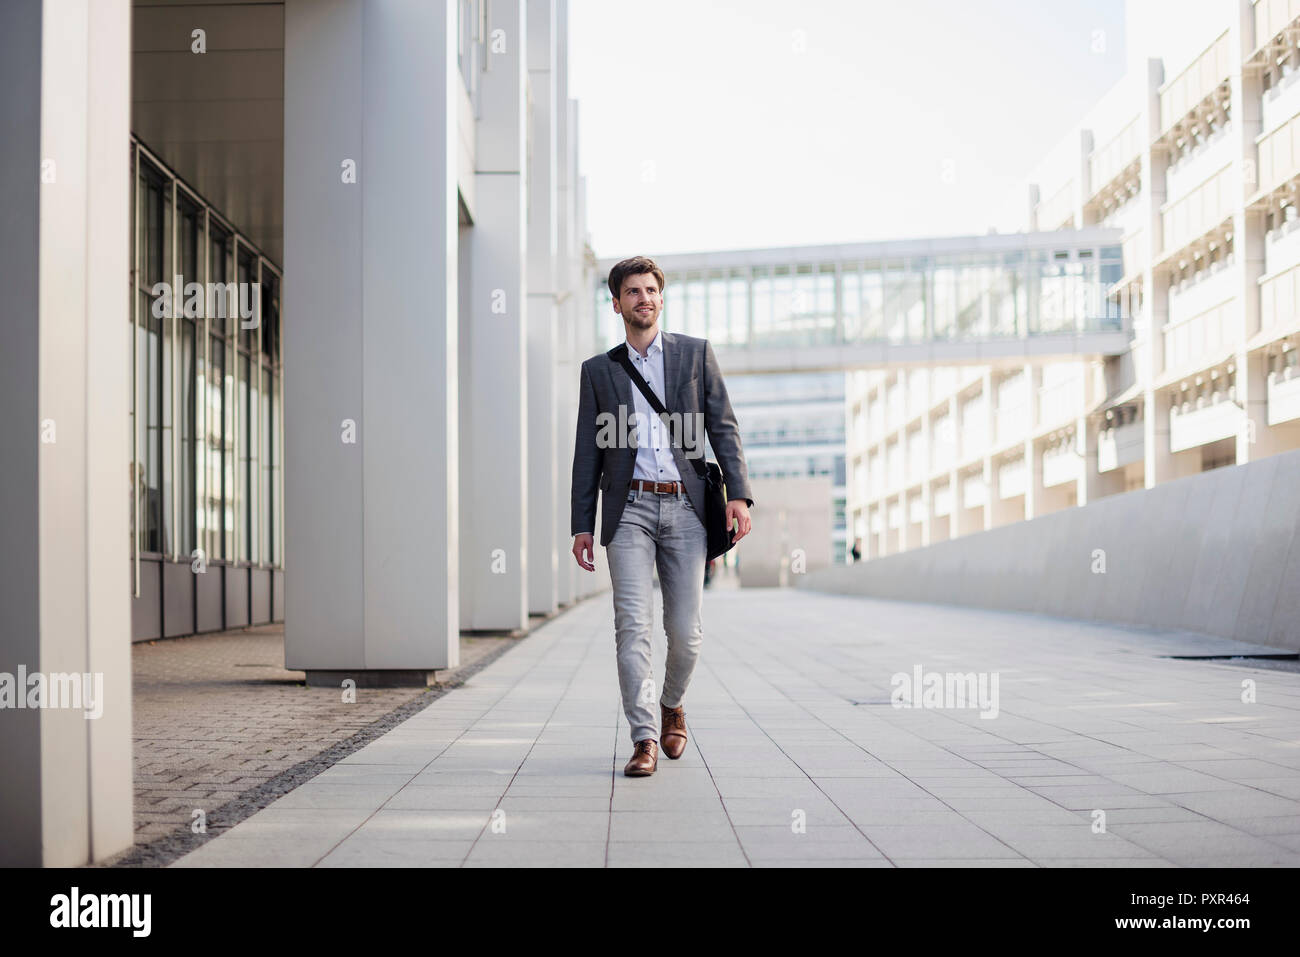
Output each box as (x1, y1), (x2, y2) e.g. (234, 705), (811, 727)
(614, 351), (736, 563)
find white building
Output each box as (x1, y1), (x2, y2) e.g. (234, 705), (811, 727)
(724, 372), (848, 563)
(846, 0), (1300, 559)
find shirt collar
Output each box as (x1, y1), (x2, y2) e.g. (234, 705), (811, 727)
(625, 329), (663, 360)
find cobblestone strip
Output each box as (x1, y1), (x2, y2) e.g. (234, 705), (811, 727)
(98, 635), (524, 869)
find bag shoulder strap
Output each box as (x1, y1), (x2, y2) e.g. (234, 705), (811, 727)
(613, 348), (708, 480)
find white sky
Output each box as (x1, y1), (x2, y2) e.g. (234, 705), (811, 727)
(570, 0), (1135, 259)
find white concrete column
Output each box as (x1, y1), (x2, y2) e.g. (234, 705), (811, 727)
(0, 0), (133, 866)
(894, 494), (904, 553)
(946, 394), (964, 538)
(1140, 57), (1174, 489)
(1228, 1), (1269, 466)
(981, 458), (998, 530)
(1077, 414), (1096, 505)
(917, 404), (932, 545)
(1024, 437), (1040, 520)
(567, 164), (603, 599)
(1239, 349), (1300, 461)
(947, 469), (964, 539)
(526, 0), (559, 616)
(1023, 363), (1041, 518)
(1229, 2), (1264, 344)
(981, 371), (1002, 530)
(462, 0), (530, 633)
(1145, 388), (1201, 483)
(557, 21), (593, 600)
(1077, 413), (1121, 505)
(554, 0), (577, 604)
(284, 0), (461, 679)
(557, 357), (580, 606)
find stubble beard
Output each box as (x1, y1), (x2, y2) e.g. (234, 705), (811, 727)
(625, 307), (658, 331)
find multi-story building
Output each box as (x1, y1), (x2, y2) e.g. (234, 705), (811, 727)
(846, 0), (1300, 559)
(723, 372), (848, 563)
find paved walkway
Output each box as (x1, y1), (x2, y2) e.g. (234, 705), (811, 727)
(172, 586), (1300, 867)
(121, 625), (511, 849)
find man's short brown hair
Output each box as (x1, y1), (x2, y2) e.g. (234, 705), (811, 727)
(607, 256), (666, 299)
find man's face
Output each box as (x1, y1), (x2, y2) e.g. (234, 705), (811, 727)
(614, 272), (662, 330)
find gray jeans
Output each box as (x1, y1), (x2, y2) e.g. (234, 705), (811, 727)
(605, 485), (707, 745)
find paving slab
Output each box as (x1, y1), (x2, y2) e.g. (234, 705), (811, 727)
(170, 588), (1300, 867)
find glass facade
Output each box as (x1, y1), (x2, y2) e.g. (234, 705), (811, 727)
(602, 244), (1122, 363)
(595, 241), (1125, 353)
(130, 140), (283, 599)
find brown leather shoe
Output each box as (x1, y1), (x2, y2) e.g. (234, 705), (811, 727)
(623, 739), (658, 776)
(660, 704), (688, 759)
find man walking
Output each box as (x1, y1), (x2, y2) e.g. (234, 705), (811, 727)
(570, 256), (753, 777)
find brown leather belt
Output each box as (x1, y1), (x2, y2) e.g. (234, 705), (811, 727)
(629, 479), (684, 494)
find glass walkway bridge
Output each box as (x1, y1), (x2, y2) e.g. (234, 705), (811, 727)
(595, 228), (1130, 373)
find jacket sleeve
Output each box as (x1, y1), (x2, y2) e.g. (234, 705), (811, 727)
(570, 361), (603, 536)
(702, 340), (753, 507)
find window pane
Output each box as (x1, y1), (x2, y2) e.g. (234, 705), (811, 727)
(260, 368), (272, 566)
(261, 274), (280, 362)
(771, 267), (793, 345)
(195, 333), (208, 559)
(144, 173), (164, 287)
(236, 250), (257, 564)
(728, 273), (747, 345)
(238, 350), (252, 562)
(180, 200), (199, 296)
(211, 229), (231, 331)
(136, 297), (161, 554)
(686, 278), (705, 337)
(270, 370), (282, 566)
(752, 269), (772, 344)
(206, 333), (225, 560)
(815, 268), (835, 344)
(129, 156), (137, 557)
(179, 319), (197, 556)
(128, 313), (135, 556)
(707, 278), (727, 343)
(238, 251), (256, 348)
(135, 165), (170, 557)
(224, 339), (237, 561)
(161, 296), (174, 557)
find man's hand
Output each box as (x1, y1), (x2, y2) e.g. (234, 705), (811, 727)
(726, 499), (752, 544)
(572, 533), (595, 572)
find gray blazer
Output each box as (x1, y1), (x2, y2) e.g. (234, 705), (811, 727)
(571, 331), (753, 547)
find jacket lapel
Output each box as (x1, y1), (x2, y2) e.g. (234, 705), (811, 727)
(658, 331), (698, 479)
(605, 343), (638, 470)
(661, 330), (680, 405)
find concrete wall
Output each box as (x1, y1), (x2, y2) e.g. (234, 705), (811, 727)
(799, 448), (1300, 652)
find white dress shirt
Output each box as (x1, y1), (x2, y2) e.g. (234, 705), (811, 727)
(625, 330), (683, 484)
